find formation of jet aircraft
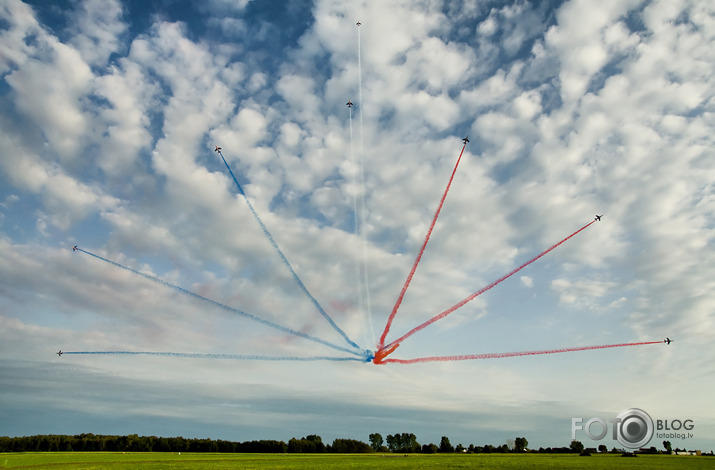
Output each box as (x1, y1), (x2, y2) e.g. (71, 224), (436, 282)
(63, 75), (671, 366)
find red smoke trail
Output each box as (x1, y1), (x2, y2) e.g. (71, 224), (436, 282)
(378, 140), (468, 352)
(377, 220), (596, 362)
(378, 340), (664, 364)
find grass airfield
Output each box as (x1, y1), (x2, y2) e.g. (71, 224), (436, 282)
(2, 452), (714, 469)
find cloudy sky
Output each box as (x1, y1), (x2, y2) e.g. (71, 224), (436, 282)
(1, 0), (713, 450)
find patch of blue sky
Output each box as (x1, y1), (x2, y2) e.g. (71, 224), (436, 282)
(585, 56), (632, 96)
(488, 151), (535, 185)
(202, 0), (316, 75)
(623, 5), (649, 35)
(242, 0), (315, 46)
(0, 192), (47, 242)
(19, 1), (71, 35)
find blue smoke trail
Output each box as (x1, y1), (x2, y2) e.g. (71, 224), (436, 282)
(62, 351), (369, 362)
(74, 247), (367, 359)
(215, 149), (364, 355)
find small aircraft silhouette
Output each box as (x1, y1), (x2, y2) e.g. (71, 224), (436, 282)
(462, 136), (469, 144)
(356, 21), (361, 26)
(595, 215), (602, 221)
(214, 146), (221, 153)
(56, 350), (63, 356)
(346, 100), (353, 108)
(72, 245), (78, 251)
(664, 337), (672, 345)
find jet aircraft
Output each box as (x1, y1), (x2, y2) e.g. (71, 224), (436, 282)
(356, 21), (361, 26)
(215, 146), (221, 152)
(462, 136), (469, 144)
(346, 100), (353, 108)
(72, 246), (78, 251)
(665, 337), (672, 345)
(56, 350), (63, 356)
(595, 215), (602, 221)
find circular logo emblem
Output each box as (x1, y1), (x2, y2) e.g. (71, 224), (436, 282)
(615, 408), (654, 449)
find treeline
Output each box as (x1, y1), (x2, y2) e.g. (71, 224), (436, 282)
(369, 433), (529, 454)
(0, 434), (370, 453)
(7, 433), (701, 455)
(0, 433), (525, 454)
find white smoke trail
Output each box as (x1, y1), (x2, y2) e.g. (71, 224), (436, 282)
(357, 21), (375, 347)
(348, 103), (366, 345)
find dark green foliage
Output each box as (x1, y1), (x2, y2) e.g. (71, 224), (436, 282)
(0, 434), (288, 453)
(330, 438), (373, 453)
(663, 440), (672, 454)
(514, 437), (528, 452)
(368, 433), (383, 452)
(421, 443), (438, 454)
(439, 436), (454, 453)
(570, 440), (584, 453)
(385, 433), (420, 453)
(288, 435), (325, 453)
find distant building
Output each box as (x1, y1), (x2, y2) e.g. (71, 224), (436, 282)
(674, 450), (700, 456)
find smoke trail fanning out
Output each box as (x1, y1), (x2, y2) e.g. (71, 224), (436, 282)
(73, 247), (367, 359)
(379, 341), (665, 364)
(214, 149), (364, 355)
(378, 140), (469, 352)
(61, 351), (366, 362)
(379, 219), (597, 359)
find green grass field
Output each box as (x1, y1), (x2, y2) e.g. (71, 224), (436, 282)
(1, 452), (713, 469)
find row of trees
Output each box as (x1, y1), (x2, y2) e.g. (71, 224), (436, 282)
(4, 434), (691, 455)
(368, 433), (528, 454)
(0, 433), (529, 454)
(0, 434), (368, 453)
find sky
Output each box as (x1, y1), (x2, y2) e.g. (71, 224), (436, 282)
(0, 0), (713, 451)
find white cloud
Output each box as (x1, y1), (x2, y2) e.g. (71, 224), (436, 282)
(546, 0), (642, 103)
(0, 132), (119, 230)
(0, 0), (41, 75)
(477, 15), (497, 37)
(204, 0), (253, 13)
(551, 277), (618, 308)
(67, 0), (127, 66)
(4, 36), (93, 160)
(92, 59), (157, 175)
(1, 0), (714, 449)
